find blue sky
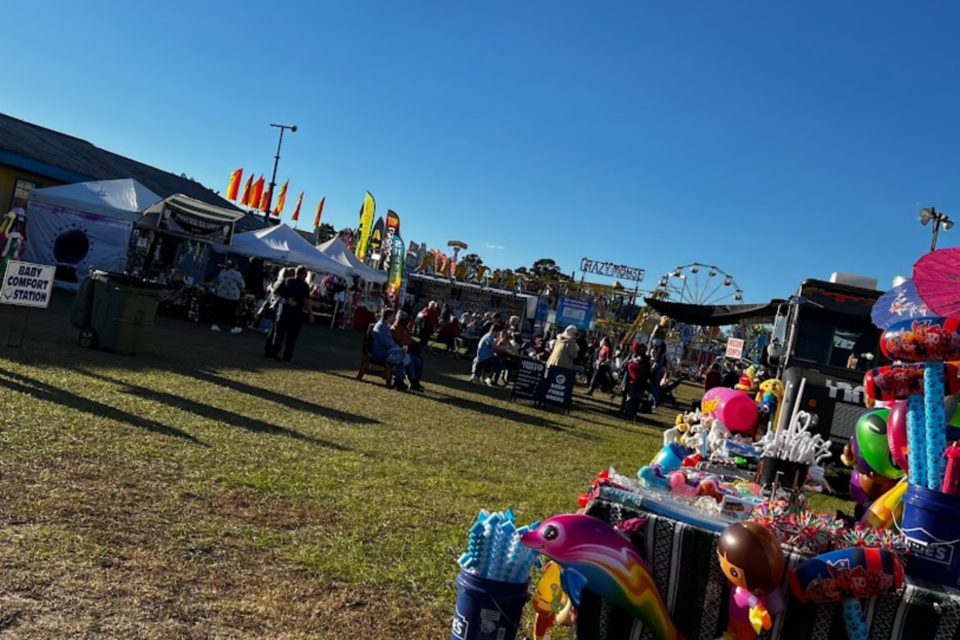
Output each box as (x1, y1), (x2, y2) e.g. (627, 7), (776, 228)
(4, 1), (960, 302)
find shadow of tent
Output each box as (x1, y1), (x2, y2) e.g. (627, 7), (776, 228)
(0, 367), (205, 445)
(83, 371), (356, 453)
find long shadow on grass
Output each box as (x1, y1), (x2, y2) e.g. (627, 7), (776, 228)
(84, 372), (355, 452)
(418, 390), (567, 433)
(191, 369), (378, 426)
(0, 368), (205, 445)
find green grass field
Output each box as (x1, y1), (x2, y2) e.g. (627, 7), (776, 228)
(0, 293), (848, 639)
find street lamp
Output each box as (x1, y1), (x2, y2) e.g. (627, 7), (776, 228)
(920, 206), (954, 252)
(265, 123), (298, 221)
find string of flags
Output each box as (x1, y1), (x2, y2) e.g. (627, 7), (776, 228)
(225, 168), (325, 228)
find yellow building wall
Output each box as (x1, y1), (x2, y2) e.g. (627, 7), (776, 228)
(0, 164), (62, 212)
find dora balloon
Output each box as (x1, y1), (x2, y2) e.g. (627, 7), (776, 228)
(717, 522), (786, 640)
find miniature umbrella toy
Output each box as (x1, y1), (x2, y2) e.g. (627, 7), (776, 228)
(913, 248), (960, 318)
(871, 278), (932, 330)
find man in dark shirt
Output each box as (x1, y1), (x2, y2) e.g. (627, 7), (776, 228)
(265, 265), (314, 362)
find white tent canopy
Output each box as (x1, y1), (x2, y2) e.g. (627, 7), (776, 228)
(316, 236), (388, 284)
(29, 178), (161, 222)
(213, 224), (348, 277)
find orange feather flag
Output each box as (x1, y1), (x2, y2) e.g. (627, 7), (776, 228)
(271, 180), (289, 217)
(291, 192), (303, 222)
(259, 186), (271, 212)
(226, 168), (243, 200)
(238, 174), (253, 206)
(249, 176), (265, 210)
(313, 196), (325, 228)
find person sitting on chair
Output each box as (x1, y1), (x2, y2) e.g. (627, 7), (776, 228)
(392, 311), (425, 391)
(437, 311), (460, 352)
(470, 324), (505, 386)
(371, 308), (416, 391)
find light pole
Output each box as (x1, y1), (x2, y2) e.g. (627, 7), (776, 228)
(265, 123), (297, 222)
(920, 206), (954, 252)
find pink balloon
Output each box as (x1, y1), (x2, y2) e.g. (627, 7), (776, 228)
(702, 387), (758, 433)
(888, 400), (909, 475)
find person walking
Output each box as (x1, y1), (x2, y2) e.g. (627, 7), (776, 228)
(586, 336), (614, 396)
(212, 260), (246, 334)
(418, 300), (440, 346)
(264, 265), (314, 363)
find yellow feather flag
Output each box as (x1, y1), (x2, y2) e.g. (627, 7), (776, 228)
(291, 192), (303, 222)
(271, 180), (289, 217)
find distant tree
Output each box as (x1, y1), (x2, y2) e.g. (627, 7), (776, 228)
(459, 253), (484, 273)
(530, 258), (564, 282)
(514, 266), (529, 276)
(315, 223), (336, 243)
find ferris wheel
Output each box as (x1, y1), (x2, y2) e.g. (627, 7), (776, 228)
(654, 263), (744, 306)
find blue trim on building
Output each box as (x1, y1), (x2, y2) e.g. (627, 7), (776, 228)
(0, 150), (93, 184)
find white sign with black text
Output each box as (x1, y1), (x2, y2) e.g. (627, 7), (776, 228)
(1, 260), (56, 308)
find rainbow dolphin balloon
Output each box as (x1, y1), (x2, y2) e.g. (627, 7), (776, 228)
(520, 514), (683, 640)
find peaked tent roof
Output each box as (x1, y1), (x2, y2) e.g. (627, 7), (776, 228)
(29, 178), (162, 222)
(316, 236), (388, 283)
(214, 224), (348, 277)
(0, 112), (265, 232)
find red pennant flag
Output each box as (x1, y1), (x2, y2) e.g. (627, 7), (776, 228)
(226, 168), (243, 200)
(291, 192), (303, 222)
(238, 174), (253, 206)
(271, 180), (289, 217)
(249, 176), (265, 210)
(313, 196), (325, 228)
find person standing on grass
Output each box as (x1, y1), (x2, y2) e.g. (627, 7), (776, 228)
(212, 260), (246, 334)
(418, 300), (440, 346)
(471, 324), (505, 386)
(622, 342), (651, 418)
(265, 265), (314, 363)
(704, 361), (723, 392)
(586, 336), (614, 397)
(547, 326), (580, 370)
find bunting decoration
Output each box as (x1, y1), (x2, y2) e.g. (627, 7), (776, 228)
(355, 191), (376, 260)
(238, 174), (253, 206)
(313, 197), (326, 228)
(291, 192), (303, 223)
(271, 180), (289, 217)
(226, 169), (243, 201)
(250, 176), (265, 210)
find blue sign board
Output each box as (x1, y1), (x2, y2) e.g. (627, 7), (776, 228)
(536, 297), (550, 323)
(556, 296), (593, 331)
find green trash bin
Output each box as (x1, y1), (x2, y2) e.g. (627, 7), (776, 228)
(74, 270), (165, 355)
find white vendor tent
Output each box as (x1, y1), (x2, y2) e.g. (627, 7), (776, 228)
(23, 179), (162, 290)
(213, 223), (347, 277)
(316, 236), (388, 284)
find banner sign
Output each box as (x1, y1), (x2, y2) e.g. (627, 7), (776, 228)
(539, 366), (575, 412)
(556, 296), (593, 331)
(355, 191), (376, 260)
(580, 257), (644, 282)
(388, 235), (405, 308)
(368, 216), (384, 257)
(511, 359), (546, 401)
(726, 338), (745, 359)
(2, 260), (55, 308)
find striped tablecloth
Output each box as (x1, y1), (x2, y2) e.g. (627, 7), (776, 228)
(577, 499), (960, 640)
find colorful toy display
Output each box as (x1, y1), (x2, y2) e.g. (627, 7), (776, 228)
(851, 409), (903, 480)
(756, 379), (785, 430)
(861, 481), (907, 530)
(520, 514), (683, 640)
(457, 509), (541, 583)
(717, 522), (786, 640)
(531, 561), (572, 640)
(863, 362), (960, 401)
(701, 387), (759, 433)
(790, 547), (904, 640)
(886, 400), (910, 474)
(881, 317), (960, 362)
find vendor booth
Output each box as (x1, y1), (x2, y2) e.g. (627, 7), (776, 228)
(214, 223), (347, 278)
(23, 179), (162, 290)
(316, 236), (387, 283)
(407, 272), (537, 320)
(127, 194), (245, 284)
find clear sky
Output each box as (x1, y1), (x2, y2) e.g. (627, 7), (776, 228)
(4, 1), (960, 302)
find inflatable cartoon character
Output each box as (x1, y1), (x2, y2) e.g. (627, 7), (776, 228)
(531, 561), (573, 639)
(736, 365), (758, 394)
(718, 522), (786, 640)
(756, 379), (785, 430)
(0, 209), (25, 279)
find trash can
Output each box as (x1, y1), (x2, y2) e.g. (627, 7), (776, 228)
(72, 270), (165, 355)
